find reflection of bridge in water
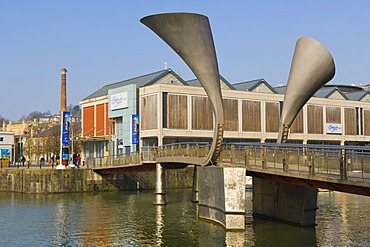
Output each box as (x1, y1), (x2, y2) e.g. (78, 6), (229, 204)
(88, 142), (370, 229)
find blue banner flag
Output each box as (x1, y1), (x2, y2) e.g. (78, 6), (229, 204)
(62, 111), (71, 145)
(132, 114), (139, 145)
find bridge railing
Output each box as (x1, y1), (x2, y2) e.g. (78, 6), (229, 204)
(85, 142), (370, 183)
(86, 152), (142, 169)
(86, 143), (211, 169)
(220, 143), (370, 182)
(156, 142), (210, 159)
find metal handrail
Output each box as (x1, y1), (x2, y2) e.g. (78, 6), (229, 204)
(85, 142), (370, 184)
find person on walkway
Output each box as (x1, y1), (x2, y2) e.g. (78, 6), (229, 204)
(56, 154), (60, 165)
(21, 155), (26, 166)
(40, 157), (45, 166)
(76, 154), (81, 168)
(72, 152), (77, 166)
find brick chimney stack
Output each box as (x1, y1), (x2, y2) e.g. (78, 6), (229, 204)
(60, 68), (67, 113)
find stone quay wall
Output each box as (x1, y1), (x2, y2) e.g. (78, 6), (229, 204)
(0, 167), (193, 193)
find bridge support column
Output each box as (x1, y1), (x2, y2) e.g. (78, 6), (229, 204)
(154, 163), (167, 205)
(198, 166), (245, 229)
(252, 178), (318, 226)
(191, 165), (199, 203)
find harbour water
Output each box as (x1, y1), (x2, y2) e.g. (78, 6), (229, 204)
(0, 189), (369, 246)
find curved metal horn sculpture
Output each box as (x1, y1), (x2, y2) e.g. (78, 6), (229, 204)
(141, 13), (224, 165)
(277, 36), (335, 143)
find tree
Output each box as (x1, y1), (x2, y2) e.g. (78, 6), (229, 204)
(70, 123), (82, 154)
(18, 115), (27, 121)
(0, 114), (9, 128)
(26, 111), (45, 121)
(43, 125), (61, 156)
(67, 104), (81, 119)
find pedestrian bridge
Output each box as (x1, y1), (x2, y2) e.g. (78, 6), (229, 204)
(88, 142), (370, 196)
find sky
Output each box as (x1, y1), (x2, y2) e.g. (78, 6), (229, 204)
(1, 1), (369, 121)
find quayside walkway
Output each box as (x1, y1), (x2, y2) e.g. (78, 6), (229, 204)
(87, 142), (370, 196)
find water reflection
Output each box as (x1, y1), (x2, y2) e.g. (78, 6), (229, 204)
(252, 218), (317, 246)
(155, 205), (164, 246)
(225, 231), (245, 247)
(54, 199), (70, 246)
(316, 192), (370, 246)
(0, 190), (369, 246)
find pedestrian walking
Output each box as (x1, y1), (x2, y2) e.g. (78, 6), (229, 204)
(76, 154), (81, 168)
(21, 155), (26, 166)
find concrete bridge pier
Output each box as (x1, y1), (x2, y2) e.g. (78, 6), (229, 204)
(154, 163), (167, 205)
(198, 166), (245, 229)
(191, 165), (199, 203)
(252, 178), (318, 226)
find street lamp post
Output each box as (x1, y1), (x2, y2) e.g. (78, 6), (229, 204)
(17, 136), (23, 169)
(20, 136), (23, 158)
(71, 126), (74, 156)
(27, 125), (31, 168)
(37, 127), (40, 168)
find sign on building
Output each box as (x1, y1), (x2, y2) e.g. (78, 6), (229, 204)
(326, 123), (342, 134)
(111, 91), (128, 110)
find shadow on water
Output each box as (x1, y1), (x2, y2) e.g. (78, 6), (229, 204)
(252, 218), (317, 247)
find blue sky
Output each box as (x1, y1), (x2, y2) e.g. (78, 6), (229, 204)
(1, 1), (369, 121)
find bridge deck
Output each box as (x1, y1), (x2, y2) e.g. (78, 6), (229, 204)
(86, 143), (370, 196)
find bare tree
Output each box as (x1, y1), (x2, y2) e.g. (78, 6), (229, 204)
(43, 125), (61, 156)
(71, 123), (82, 154)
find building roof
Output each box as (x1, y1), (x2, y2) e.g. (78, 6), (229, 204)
(345, 90), (370, 101)
(186, 75), (235, 89)
(323, 84), (364, 93)
(314, 87), (348, 99)
(273, 85), (287, 94)
(274, 85), (356, 100)
(82, 69), (186, 101)
(232, 79), (277, 93)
